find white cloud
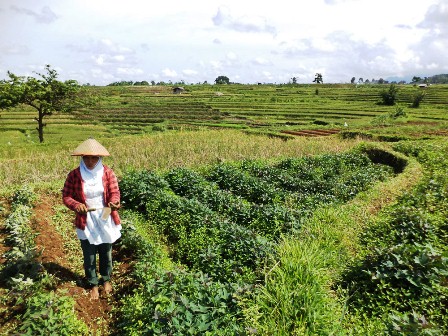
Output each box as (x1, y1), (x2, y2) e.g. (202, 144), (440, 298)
(93, 55), (105, 66)
(10, 5), (58, 24)
(410, 0), (448, 73)
(113, 55), (126, 62)
(182, 69), (198, 76)
(252, 57), (271, 66)
(0, 0), (445, 84)
(226, 52), (238, 60)
(117, 67), (143, 75)
(162, 68), (178, 77)
(212, 7), (276, 35)
(0, 44), (30, 55)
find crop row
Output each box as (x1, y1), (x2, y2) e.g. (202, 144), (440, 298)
(120, 152), (394, 284)
(337, 141), (448, 333)
(116, 150), (398, 333)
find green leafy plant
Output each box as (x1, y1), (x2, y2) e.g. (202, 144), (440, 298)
(20, 291), (88, 335)
(119, 269), (246, 335)
(389, 106), (407, 119)
(411, 90), (426, 108)
(339, 142), (448, 333)
(380, 84), (399, 106)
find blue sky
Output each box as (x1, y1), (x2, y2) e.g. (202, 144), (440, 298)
(0, 0), (446, 85)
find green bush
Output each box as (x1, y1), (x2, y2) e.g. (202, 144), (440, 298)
(20, 291), (88, 335)
(119, 270), (246, 335)
(339, 143), (448, 333)
(380, 84), (399, 105)
(411, 90), (426, 108)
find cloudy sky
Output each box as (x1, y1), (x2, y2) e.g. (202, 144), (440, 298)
(0, 0), (447, 85)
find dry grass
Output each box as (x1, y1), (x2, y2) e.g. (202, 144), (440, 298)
(0, 130), (361, 189)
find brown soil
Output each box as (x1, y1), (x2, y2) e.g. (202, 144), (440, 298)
(33, 195), (115, 332)
(425, 130), (448, 136)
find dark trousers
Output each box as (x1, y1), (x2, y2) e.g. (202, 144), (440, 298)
(80, 239), (112, 287)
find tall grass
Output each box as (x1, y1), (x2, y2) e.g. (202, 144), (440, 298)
(0, 130), (360, 189)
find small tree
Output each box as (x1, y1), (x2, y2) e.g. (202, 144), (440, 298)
(0, 65), (80, 143)
(215, 76), (230, 84)
(411, 76), (422, 84)
(380, 84), (399, 106)
(411, 90), (426, 108)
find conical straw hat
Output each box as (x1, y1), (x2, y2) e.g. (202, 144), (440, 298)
(71, 138), (110, 156)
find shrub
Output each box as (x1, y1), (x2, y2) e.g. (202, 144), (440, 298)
(119, 270), (246, 335)
(20, 291), (88, 335)
(119, 169), (171, 212)
(339, 147), (448, 333)
(389, 106), (406, 119)
(411, 91), (426, 108)
(380, 84), (399, 105)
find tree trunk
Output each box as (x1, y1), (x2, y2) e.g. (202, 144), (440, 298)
(37, 109), (45, 143)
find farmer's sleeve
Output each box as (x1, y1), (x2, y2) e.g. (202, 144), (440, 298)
(62, 170), (81, 211)
(107, 168), (120, 204)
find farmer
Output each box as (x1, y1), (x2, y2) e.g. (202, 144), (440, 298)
(62, 138), (121, 300)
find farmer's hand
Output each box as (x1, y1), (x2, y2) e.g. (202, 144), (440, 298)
(75, 203), (88, 214)
(108, 202), (120, 210)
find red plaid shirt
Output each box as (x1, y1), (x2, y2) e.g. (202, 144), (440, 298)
(62, 165), (121, 230)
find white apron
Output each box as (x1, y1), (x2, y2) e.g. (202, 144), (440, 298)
(76, 161), (121, 245)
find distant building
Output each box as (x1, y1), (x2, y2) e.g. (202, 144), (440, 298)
(173, 87), (185, 94)
(418, 84), (428, 88)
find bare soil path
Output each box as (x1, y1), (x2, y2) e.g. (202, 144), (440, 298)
(33, 193), (115, 333)
(1, 191), (134, 334)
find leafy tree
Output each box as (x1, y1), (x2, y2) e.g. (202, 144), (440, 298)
(291, 77), (297, 84)
(107, 80), (134, 86)
(215, 76), (230, 84)
(0, 65), (81, 143)
(134, 81), (149, 86)
(350, 77), (356, 84)
(411, 76), (422, 84)
(380, 84), (399, 106)
(313, 73), (323, 84)
(411, 90), (426, 108)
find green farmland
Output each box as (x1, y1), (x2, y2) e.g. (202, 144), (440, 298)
(0, 84), (447, 335)
(1, 83), (447, 143)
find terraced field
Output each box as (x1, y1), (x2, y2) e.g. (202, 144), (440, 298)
(1, 83), (447, 142)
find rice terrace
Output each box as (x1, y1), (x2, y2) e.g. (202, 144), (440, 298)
(0, 78), (448, 334)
